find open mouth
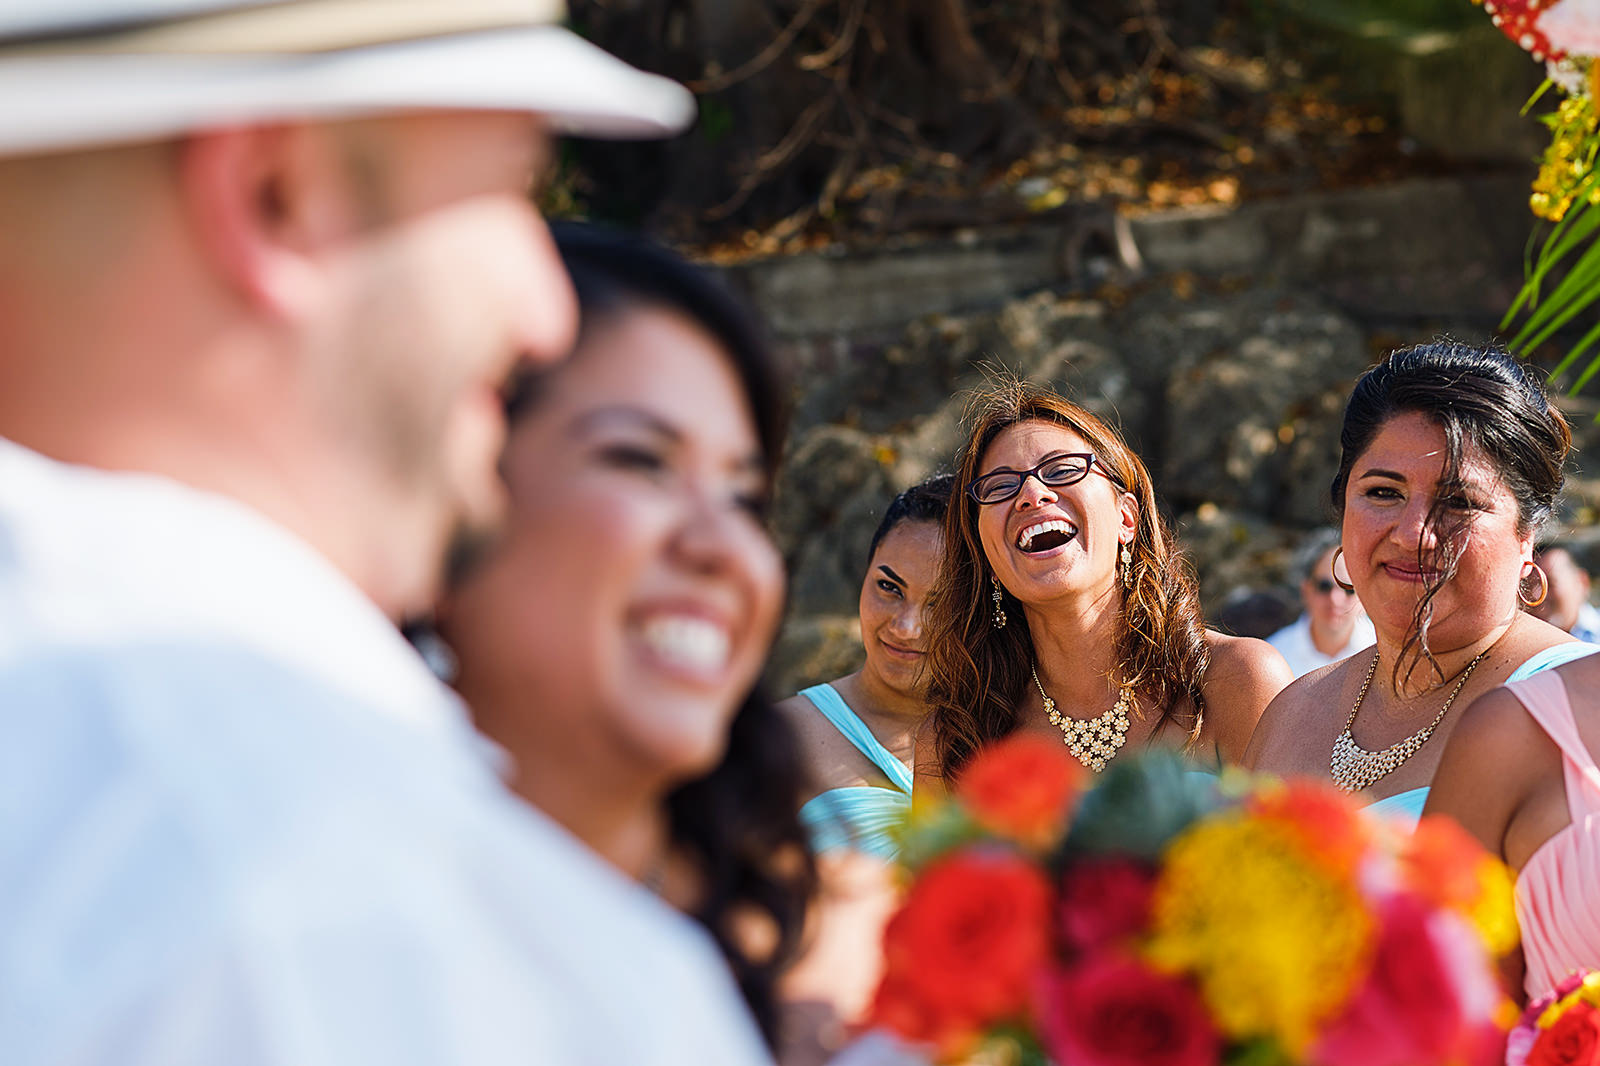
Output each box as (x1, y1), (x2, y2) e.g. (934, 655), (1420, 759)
(638, 614), (731, 674)
(1016, 518), (1077, 554)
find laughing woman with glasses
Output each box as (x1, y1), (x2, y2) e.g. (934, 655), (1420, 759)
(915, 379), (1294, 791)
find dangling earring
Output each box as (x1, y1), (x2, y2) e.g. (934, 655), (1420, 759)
(1330, 547), (1355, 593)
(1120, 543), (1134, 590)
(1520, 561), (1549, 608)
(991, 575), (1007, 629)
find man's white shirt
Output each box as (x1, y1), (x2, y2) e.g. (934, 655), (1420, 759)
(1266, 612), (1377, 679)
(0, 439), (771, 1066)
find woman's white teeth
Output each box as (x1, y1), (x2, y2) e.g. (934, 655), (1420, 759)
(1017, 518), (1076, 550)
(640, 616), (729, 672)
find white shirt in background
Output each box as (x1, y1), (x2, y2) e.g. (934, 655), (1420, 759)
(1266, 613), (1377, 678)
(0, 439), (770, 1066)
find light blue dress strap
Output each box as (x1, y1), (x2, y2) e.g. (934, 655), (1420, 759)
(1366, 788), (1428, 831)
(796, 684), (913, 858)
(1507, 641), (1600, 682)
(1362, 643), (1600, 833)
(796, 684), (913, 793)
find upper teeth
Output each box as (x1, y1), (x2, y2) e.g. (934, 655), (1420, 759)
(1017, 519), (1075, 550)
(640, 615), (730, 672)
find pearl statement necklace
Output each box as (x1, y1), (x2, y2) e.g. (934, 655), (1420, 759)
(1033, 663), (1134, 772)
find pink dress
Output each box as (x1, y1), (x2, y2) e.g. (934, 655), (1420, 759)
(1507, 668), (1600, 1001)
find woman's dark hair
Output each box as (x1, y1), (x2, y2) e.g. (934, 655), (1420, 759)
(507, 223), (787, 475)
(866, 473), (955, 565)
(1332, 340), (1571, 686)
(924, 377), (1211, 780)
(509, 223), (812, 1049)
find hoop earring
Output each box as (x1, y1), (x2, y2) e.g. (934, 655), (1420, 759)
(991, 575), (1007, 629)
(1330, 547), (1356, 593)
(1120, 543), (1134, 590)
(1520, 561), (1549, 608)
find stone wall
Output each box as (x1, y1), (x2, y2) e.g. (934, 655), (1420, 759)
(736, 176), (1600, 696)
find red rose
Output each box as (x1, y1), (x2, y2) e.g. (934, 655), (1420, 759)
(1529, 1003), (1600, 1066)
(870, 849), (1052, 1050)
(1058, 858), (1155, 955)
(957, 734), (1083, 847)
(1037, 954), (1220, 1066)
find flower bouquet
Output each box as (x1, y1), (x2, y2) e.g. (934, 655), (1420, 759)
(1508, 971), (1600, 1066)
(869, 735), (1519, 1066)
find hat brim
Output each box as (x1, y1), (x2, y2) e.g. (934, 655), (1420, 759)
(0, 25), (697, 156)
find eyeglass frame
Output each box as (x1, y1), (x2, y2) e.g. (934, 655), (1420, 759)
(966, 452), (1120, 505)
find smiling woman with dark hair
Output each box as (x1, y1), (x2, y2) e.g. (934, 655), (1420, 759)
(434, 224), (815, 1053)
(1247, 340), (1597, 831)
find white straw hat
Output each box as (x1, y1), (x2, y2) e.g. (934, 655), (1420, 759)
(0, 0), (697, 155)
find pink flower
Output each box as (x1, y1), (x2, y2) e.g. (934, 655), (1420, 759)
(1542, 0), (1600, 60)
(1057, 858), (1155, 955)
(1037, 955), (1220, 1066)
(1313, 893), (1506, 1066)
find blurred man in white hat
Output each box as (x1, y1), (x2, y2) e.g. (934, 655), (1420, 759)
(0, 4), (772, 1065)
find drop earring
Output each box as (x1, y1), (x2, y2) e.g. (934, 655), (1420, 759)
(991, 575), (1007, 628)
(1121, 543), (1134, 590)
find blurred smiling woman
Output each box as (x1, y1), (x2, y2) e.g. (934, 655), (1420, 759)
(918, 379), (1291, 789)
(436, 226), (814, 1051)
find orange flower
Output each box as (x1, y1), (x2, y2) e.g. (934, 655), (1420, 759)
(1247, 777), (1371, 877)
(871, 849), (1053, 1054)
(1404, 816), (1491, 907)
(957, 734), (1084, 847)
(1405, 815), (1518, 955)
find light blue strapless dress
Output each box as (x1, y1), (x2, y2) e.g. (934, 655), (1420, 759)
(1365, 642), (1600, 830)
(796, 684), (913, 859)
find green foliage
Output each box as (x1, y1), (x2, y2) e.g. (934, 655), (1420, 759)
(1274, 0), (1478, 42)
(1502, 86), (1600, 398)
(698, 98), (734, 145)
(1063, 752), (1225, 862)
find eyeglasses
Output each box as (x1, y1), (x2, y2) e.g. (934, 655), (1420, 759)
(967, 453), (1107, 505)
(1310, 578), (1350, 596)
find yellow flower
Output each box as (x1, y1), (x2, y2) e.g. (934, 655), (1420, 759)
(1145, 812), (1373, 1054)
(1467, 859), (1519, 958)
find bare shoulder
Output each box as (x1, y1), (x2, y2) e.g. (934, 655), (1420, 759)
(1203, 630), (1293, 688)
(1425, 685), (1550, 857)
(1198, 631), (1295, 765)
(1243, 655), (1357, 773)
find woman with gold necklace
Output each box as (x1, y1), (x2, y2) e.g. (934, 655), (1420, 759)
(1246, 341), (1596, 830)
(915, 380), (1292, 791)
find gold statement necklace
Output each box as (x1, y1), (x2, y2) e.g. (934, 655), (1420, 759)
(1033, 664), (1134, 773)
(1329, 647), (1490, 793)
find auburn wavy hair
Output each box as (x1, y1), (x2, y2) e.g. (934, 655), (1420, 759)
(924, 379), (1211, 780)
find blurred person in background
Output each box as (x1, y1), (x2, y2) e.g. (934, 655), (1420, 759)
(918, 379), (1291, 789)
(1247, 342), (1596, 832)
(435, 225), (814, 1056)
(1531, 542), (1600, 643)
(775, 475), (951, 1066)
(0, 4), (776, 1065)
(1266, 527), (1376, 678)
(1212, 588), (1298, 640)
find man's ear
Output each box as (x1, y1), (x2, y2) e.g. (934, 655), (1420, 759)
(176, 124), (337, 319)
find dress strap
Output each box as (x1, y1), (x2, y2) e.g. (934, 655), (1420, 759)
(1506, 669), (1600, 818)
(799, 684), (913, 793)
